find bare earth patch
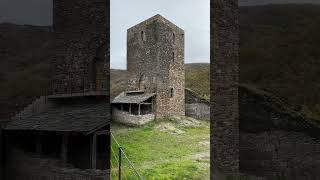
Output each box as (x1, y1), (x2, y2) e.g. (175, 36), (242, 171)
(198, 140), (210, 147)
(190, 152), (210, 163)
(171, 116), (202, 127)
(155, 122), (185, 135)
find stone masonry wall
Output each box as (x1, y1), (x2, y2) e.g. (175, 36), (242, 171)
(185, 88), (209, 105)
(127, 15), (185, 119)
(185, 103), (210, 120)
(185, 88), (209, 120)
(211, 0), (240, 179)
(52, 0), (108, 95)
(112, 108), (154, 126)
(239, 85), (320, 179)
(240, 131), (320, 180)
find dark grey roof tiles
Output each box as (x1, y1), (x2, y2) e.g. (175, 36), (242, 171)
(112, 92), (155, 104)
(5, 98), (109, 133)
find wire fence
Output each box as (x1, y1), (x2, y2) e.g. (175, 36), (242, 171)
(110, 132), (144, 180)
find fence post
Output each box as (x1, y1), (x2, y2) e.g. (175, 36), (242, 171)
(118, 147), (122, 180)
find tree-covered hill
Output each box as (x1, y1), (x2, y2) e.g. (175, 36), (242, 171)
(110, 63), (210, 100)
(240, 4), (320, 119)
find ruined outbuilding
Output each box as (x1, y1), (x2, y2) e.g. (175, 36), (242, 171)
(185, 88), (210, 120)
(112, 15), (185, 125)
(1, 0), (110, 179)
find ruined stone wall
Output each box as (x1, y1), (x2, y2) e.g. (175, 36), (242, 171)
(211, 0), (240, 179)
(239, 85), (320, 179)
(240, 131), (320, 180)
(185, 103), (210, 120)
(52, 0), (108, 95)
(112, 108), (154, 126)
(127, 15), (185, 119)
(185, 89), (209, 120)
(185, 88), (209, 105)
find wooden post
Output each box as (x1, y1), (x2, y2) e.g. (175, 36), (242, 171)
(118, 147), (122, 180)
(61, 133), (68, 164)
(91, 133), (97, 169)
(138, 104), (141, 115)
(36, 135), (42, 154)
(129, 104), (132, 113)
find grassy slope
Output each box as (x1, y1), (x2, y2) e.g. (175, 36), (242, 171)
(0, 23), (52, 119)
(110, 63), (210, 100)
(185, 63), (210, 100)
(110, 69), (128, 98)
(240, 4), (320, 119)
(111, 119), (210, 179)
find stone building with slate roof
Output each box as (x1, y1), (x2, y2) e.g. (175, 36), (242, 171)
(1, 0), (110, 180)
(112, 15), (185, 125)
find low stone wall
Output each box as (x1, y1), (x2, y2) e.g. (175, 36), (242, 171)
(239, 85), (320, 179)
(185, 103), (210, 120)
(112, 108), (154, 126)
(240, 131), (320, 180)
(5, 147), (109, 180)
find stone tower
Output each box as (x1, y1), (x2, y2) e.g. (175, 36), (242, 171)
(211, 0), (239, 179)
(127, 14), (185, 118)
(51, 0), (108, 95)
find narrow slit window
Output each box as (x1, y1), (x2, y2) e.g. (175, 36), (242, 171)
(172, 52), (175, 63)
(173, 33), (175, 43)
(141, 31), (146, 41)
(170, 88), (174, 98)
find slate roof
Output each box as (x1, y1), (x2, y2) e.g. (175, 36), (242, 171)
(5, 97), (109, 133)
(112, 92), (156, 104)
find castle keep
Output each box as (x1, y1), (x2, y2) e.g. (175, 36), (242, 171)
(112, 15), (185, 124)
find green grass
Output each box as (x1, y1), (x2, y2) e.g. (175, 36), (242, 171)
(185, 63), (210, 100)
(111, 118), (210, 179)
